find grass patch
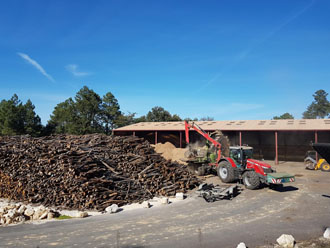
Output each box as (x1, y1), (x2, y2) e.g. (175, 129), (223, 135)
(56, 215), (72, 220)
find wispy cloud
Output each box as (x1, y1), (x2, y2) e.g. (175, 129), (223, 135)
(17, 52), (55, 82)
(66, 64), (90, 77)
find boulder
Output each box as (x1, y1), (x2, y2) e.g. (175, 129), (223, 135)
(236, 242), (247, 248)
(47, 212), (54, 219)
(39, 211), (49, 220)
(141, 201), (151, 208)
(105, 204), (119, 214)
(160, 197), (169, 204)
(7, 209), (17, 219)
(277, 234), (295, 248)
(17, 205), (26, 214)
(323, 227), (330, 239)
(175, 192), (184, 200)
(24, 207), (35, 217)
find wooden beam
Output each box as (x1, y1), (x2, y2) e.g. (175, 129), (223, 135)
(275, 131), (278, 165)
(315, 131), (318, 161)
(155, 131), (158, 145)
(239, 131), (242, 146)
(179, 131), (182, 148)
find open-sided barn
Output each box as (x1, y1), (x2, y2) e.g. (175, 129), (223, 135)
(114, 119), (330, 164)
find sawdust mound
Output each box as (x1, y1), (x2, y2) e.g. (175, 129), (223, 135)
(154, 142), (187, 164)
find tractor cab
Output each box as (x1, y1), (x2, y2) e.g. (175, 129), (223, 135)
(229, 146), (253, 168)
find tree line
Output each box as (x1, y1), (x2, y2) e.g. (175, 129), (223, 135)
(0, 87), (329, 136)
(272, 89), (330, 120)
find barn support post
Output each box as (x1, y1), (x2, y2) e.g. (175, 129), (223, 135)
(239, 131), (242, 146)
(155, 131), (158, 144)
(133, 131), (135, 137)
(315, 131), (318, 161)
(275, 131), (278, 165)
(179, 131), (182, 148)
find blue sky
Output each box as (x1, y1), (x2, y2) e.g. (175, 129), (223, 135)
(0, 0), (329, 124)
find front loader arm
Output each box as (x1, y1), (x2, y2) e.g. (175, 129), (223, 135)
(184, 121), (222, 163)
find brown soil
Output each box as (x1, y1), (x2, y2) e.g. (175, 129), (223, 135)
(153, 142), (187, 164)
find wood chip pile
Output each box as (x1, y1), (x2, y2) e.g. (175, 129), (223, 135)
(0, 134), (199, 210)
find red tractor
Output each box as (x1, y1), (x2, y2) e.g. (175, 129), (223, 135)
(184, 121), (295, 189)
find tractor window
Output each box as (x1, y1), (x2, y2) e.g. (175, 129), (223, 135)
(230, 149), (242, 164)
(243, 149), (253, 159)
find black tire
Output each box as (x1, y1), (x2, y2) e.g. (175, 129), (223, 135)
(242, 171), (260, 190)
(321, 162), (330, 172)
(217, 160), (235, 183)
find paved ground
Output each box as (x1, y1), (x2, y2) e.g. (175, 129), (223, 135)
(0, 161), (330, 248)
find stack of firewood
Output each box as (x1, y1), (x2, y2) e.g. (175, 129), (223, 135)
(0, 134), (199, 210)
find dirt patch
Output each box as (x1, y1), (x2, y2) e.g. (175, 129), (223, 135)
(153, 142), (187, 164)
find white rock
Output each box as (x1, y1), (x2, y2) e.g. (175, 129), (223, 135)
(277, 234), (295, 248)
(236, 242), (247, 248)
(17, 205), (26, 214)
(39, 211), (49, 220)
(24, 207), (35, 217)
(175, 192), (184, 200)
(7, 209), (16, 219)
(160, 197), (169, 204)
(105, 204), (119, 213)
(0, 217), (5, 225)
(33, 209), (45, 220)
(47, 212), (54, 219)
(323, 227), (330, 239)
(4, 215), (12, 225)
(141, 201), (151, 208)
(75, 211), (88, 218)
(0, 207), (4, 214)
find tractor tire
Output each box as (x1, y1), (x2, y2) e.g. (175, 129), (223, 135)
(321, 162), (330, 172)
(242, 171), (260, 190)
(217, 161), (235, 183)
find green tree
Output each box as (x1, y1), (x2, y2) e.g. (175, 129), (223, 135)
(303, 90), (330, 119)
(199, 116), (215, 121)
(0, 95), (42, 136)
(184, 117), (198, 121)
(49, 86), (124, 134)
(23, 99), (42, 136)
(101, 92), (121, 134)
(75, 86), (103, 134)
(49, 98), (77, 134)
(145, 106), (182, 122)
(272, 113), (294, 120)
(115, 112), (136, 128)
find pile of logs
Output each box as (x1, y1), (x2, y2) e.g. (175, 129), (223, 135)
(0, 134), (199, 210)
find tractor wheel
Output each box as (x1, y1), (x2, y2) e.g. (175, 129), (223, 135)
(217, 161), (235, 183)
(321, 162), (330, 172)
(242, 171), (260, 190)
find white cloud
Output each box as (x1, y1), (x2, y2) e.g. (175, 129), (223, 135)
(17, 52), (55, 82)
(66, 64), (90, 77)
